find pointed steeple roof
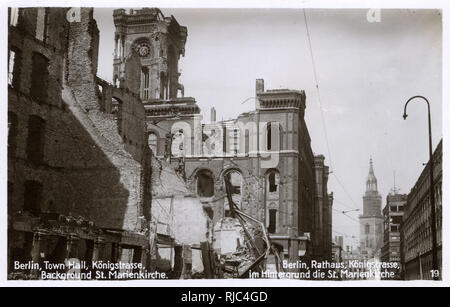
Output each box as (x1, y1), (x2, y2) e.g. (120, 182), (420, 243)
(366, 156), (378, 192)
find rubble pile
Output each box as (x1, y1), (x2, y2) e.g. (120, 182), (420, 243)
(215, 217), (265, 278)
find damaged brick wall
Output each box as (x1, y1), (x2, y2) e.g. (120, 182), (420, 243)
(8, 7), (151, 237)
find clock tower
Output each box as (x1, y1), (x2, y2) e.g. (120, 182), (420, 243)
(113, 8), (187, 101)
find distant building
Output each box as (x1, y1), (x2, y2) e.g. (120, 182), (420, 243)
(381, 193), (407, 279)
(401, 139), (442, 280)
(359, 158), (384, 260)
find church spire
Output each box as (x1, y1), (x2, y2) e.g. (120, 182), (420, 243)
(366, 156), (378, 192)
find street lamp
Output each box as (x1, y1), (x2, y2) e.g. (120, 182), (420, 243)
(403, 95), (438, 280)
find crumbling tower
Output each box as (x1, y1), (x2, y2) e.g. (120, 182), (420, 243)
(113, 8), (187, 100)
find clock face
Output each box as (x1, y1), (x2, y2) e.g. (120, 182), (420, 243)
(136, 43), (150, 57)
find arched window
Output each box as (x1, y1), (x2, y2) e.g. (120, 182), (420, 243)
(245, 130), (250, 155)
(171, 130), (184, 157)
(148, 132), (157, 154)
(140, 67), (150, 100)
(365, 224), (370, 234)
(268, 172), (277, 192)
(267, 122), (272, 151)
(197, 170), (214, 198)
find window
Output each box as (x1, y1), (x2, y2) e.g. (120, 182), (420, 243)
(268, 172), (278, 193)
(8, 182), (14, 212)
(245, 130), (250, 154)
(233, 129), (238, 155)
(9, 7), (19, 26)
(390, 225), (399, 232)
(140, 67), (150, 100)
(148, 132), (157, 154)
(266, 122), (282, 151)
(268, 209), (277, 234)
(8, 48), (21, 89)
(35, 7), (49, 42)
(197, 170), (214, 198)
(222, 126), (227, 154)
(23, 180), (43, 213)
(26, 115), (45, 164)
(267, 122), (272, 150)
(8, 112), (18, 157)
(365, 224), (370, 234)
(171, 130), (184, 158)
(30, 52), (49, 102)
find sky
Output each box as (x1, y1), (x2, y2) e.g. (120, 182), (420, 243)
(93, 8), (442, 249)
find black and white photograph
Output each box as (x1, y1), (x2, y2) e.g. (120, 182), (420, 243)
(2, 0), (448, 288)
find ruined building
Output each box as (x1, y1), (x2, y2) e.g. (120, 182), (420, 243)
(111, 8), (333, 264)
(359, 158), (384, 260)
(7, 7), (152, 278)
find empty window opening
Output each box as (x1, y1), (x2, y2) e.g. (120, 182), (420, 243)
(9, 7), (19, 27)
(141, 67), (150, 100)
(171, 130), (184, 158)
(30, 52), (49, 102)
(268, 209), (277, 234)
(268, 172), (278, 193)
(9, 8), (19, 26)
(35, 7), (49, 42)
(224, 170), (243, 210)
(8, 48), (21, 89)
(26, 115), (45, 164)
(222, 126), (227, 154)
(197, 170), (214, 198)
(148, 132), (157, 154)
(23, 180), (43, 213)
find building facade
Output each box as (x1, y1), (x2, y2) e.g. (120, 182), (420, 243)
(381, 193), (406, 279)
(401, 139), (442, 280)
(8, 7), (152, 279)
(111, 8), (333, 263)
(359, 159), (384, 260)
